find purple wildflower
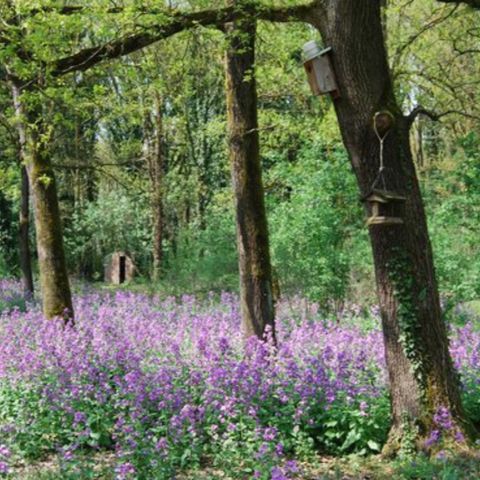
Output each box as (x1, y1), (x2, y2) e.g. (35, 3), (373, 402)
(0, 462), (8, 475)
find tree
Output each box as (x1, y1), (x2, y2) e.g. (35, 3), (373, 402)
(18, 166), (34, 299)
(225, 1), (275, 340)
(303, 0), (475, 451)
(148, 91), (165, 281)
(0, 80), (34, 298)
(9, 80), (73, 320)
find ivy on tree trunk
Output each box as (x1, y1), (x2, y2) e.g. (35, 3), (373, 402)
(309, 0), (475, 451)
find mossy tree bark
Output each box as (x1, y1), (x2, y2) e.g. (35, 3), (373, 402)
(19, 165), (34, 299)
(307, 0), (475, 450)
(28, 129), (74, 321)
(11, 81), (35, 299)
(225, 1), (275, 341)
(11, 81), (73, 321)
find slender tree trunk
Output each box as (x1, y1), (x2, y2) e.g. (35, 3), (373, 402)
(11, 76), (35, 299)
(225, 2), (275, 341)
(11, 81), (73, 321)
(19, 165), (34, 299)
(411, 120), (425, 169)
(151, 93), (164, 282)
(309, 0), (474, 450)
(28, 130), (74, 321)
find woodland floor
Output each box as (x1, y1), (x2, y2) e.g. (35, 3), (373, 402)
(10, 451), (480, 480)
(2, 281), (479, 480)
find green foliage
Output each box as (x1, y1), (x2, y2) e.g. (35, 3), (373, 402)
(160, 202), (238, 295)
(0, 193), (18, 274)
(398, 454), (480, 480)
(427, 133), (480, 305)
(0, 257), (11, 281)
(304, 395), (391, 456)
(64, 189), (151, 277)
(268, 142), (362, 306)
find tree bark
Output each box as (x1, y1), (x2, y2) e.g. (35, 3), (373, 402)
(19, 165), (34, 299)
(151, 92), (164, 282)
(225, 2), (275, 341)
(11, 77), (35, 300)
(309, 0), (474, 450)
(11, 81), (73, 321)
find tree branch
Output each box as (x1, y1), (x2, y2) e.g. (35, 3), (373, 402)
(406, 106), (442, 126)
(437, 0), (480, 7)
(406, 105), (480, 127)
(391, 5), (459, 69)
(50, 3), (316, 77)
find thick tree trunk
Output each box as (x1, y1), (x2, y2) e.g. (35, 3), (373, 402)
(225, 3), (275, 341)
(309, 0), (474, 450)
(19, 166), (34, 299)
(151, 93), (164, 282)
(11, 81), (73, 321)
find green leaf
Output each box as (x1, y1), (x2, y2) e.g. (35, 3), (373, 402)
(367, 440), (381, 452)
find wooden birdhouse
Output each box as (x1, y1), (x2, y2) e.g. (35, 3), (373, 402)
(363, 189), (406, 226)
(303, 41), (340, 98)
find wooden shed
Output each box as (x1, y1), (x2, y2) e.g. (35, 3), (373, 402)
(104, 251), (135, 284)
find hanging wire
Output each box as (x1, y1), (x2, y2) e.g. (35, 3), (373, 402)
(371, 112), (392, 191)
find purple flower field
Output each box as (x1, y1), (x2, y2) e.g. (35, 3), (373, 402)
(0, 279), (479, 479)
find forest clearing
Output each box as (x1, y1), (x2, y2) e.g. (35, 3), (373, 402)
(0, 0), (480, 479)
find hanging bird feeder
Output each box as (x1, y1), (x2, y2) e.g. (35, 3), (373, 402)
(363, 111), (406, 226)
(302, 41), (340, 98)
(363, 189), (406, 225)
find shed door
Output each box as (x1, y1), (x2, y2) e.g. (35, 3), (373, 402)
(119, 256), (126, 284)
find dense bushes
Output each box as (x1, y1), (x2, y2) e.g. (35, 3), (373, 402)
(267, 143), (364, 306)
(0, 194), (18, 276)
(59, 133), (480, 311)
(427, 133), (480, 306)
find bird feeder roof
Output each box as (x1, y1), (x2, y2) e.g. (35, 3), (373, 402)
(362, 189), (406, 203)
(303, 41), (332, 62)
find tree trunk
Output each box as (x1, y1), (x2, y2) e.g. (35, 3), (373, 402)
(225, 2), (275, 341)
(19, 165), (34, 299)
(11, 81), (73, 321)
(309, 0), (474, 450)
(11, 77), (35, 300)
(151, 92), (164, 282)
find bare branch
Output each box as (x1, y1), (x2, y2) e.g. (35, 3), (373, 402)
(406, 106), (441, 126)
(406, 105), (480, 127)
